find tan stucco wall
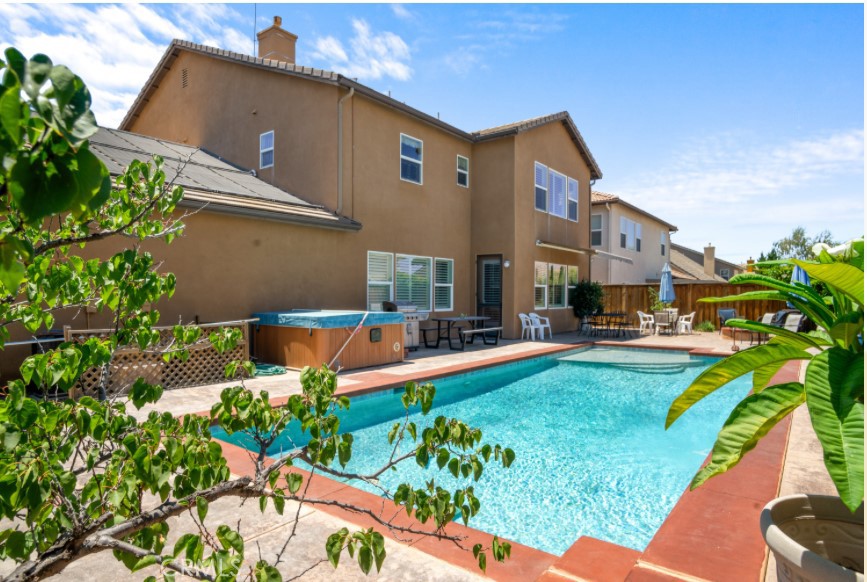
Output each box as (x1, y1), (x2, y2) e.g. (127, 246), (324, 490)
(590, 204), (672, 284)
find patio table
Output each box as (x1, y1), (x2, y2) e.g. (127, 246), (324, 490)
(429, 316), (490, 350)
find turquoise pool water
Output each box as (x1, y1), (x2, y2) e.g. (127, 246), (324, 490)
(214, 347), (749, 555)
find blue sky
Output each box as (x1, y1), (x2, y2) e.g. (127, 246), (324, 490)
(1, 3), (863, 263)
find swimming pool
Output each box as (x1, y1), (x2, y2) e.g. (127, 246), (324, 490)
(214, 347), (750, 555)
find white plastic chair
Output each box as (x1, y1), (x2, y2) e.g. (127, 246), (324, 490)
(677, 311), (696, 335)
(529, 313), (552, 340)
(637, 311), (655, 335)
(518, 313), (538, 341)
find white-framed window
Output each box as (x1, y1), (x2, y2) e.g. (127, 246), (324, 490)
(636, 223), (642, 252)
(567, 266), (579, 306)
(534, 162), (548, 211)
(549, 170), (567, 219)
(456, 155), (469, 188)
(259, 130), (274, 169)
(534, 261), (548, 309)
(567, 178), (579, 222)
(591, 214), (603, 247)
(620, 217), (638, 251)
(396, 254), (432, 311)
(367, 251), (393, 311)
(434, 258), (454, 311)
(548, 264), (567, 308)
(720, 268), (731, 280)
(400, 134), (423, 184)
(660, 231), (666, 256)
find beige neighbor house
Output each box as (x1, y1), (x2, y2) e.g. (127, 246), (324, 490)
(589, 191), (678, 284)
(670, 243), (744, 282)
(109, 18), (602, 342)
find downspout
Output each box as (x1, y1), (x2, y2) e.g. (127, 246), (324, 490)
(337, 87), (355, 214)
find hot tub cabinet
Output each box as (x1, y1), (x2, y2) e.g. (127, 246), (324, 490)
(252, 310), (405, 371)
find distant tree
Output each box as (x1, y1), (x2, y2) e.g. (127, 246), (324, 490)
(757, 228), (839, 285)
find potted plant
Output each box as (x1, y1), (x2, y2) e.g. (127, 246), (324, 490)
(666, 237), (864, 581)
(570, 280), (605, 331)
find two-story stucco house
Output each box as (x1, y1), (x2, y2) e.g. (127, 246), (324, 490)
(113, 18), (603, 339)
(588, 191), (678, 284)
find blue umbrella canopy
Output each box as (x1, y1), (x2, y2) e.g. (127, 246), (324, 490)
(659, 262), (676, 304)
(788, 265), (811, 308)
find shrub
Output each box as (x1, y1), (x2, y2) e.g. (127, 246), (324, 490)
(694, 320), (716, 332)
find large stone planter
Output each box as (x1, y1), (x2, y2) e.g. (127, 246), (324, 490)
(761, 494), (864, 582)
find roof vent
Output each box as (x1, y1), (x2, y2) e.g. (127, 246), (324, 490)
(181, 68), (188, 89)
(257, 15), (298, 65)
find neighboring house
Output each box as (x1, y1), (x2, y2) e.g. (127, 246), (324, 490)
(669, 243), (744, 282)
(112, 17), (603, 339)
(589, 191), (678, 284)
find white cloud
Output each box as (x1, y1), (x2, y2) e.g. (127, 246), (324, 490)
(309, 19), (412, 82)
(618, 129), (864, 261)
(391, 4), (413, 21)
(0, 3), (252, 128)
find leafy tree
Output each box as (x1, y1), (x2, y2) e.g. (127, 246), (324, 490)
(756, 228), (839, 284)
(0, 48), (513, 580)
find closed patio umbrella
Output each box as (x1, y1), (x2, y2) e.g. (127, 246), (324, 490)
(787, 265), (811, 308)
(659, 262), (676, 304)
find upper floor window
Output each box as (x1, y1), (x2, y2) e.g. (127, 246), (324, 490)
(456, 155), (469, 188)
(591, 214), (603, 246)
(400, 134), (423, 184)
(259, 131), (274, 169)
(534, 162), (548, 211)
(660, 232), (667, 256)
(549, 170), (567, 218)
(720, 268), (731, 280)
(620, 217), (641, 251)
(567, 178), (579, 221)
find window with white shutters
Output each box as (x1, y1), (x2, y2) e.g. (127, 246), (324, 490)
(367, 251), (393, 310)
(549, 170), (567, 219)
(396, 254), (432, 311)
(434, 258), (453, 311)
(534, 162), (548, 211)
(534, 262), (548, 309)
(567, 178), (579, 221)
(548, 264), (567, 308)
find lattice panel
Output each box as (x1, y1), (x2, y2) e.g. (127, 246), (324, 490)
(65, 321), (252, 397)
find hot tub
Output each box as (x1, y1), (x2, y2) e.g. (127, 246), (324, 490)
(252, 310), (406, 371)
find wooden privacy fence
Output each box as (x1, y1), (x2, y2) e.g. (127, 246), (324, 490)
(602, 283), (787, 327)
(64, 319), (255, 397)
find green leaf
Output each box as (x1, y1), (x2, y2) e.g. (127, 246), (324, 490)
(690, 382), (805, 488)
(216, 525), (244, 554)
(724, 319), (825, 350)
(805, 348), (864, 511)
(753, 360), (787, 393)
(286, 472), (303, 494)
(792, 259), (864, 306)
(667, 343), (811, 428)
(196, 496), (208, 522)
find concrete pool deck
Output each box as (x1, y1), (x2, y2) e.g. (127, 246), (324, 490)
(23, 331), (830, 581)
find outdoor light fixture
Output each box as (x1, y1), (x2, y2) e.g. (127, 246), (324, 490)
(503, 259), (511, 268)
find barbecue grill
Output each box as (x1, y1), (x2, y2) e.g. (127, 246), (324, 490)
(383, 301), (428, 351)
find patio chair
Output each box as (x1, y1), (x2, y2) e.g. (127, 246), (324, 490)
(782, 313), (805, 333)
(529, 312), (552, 340)
(676, 311), (696, 335)
(518, 313), (540, 341)
(750, 312), (775, 345)
(637, 311), (655, 335)
(653, 311), (672, 335)
(718, 308), (737, 334)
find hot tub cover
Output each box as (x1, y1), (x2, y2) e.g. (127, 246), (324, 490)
(252, 310), (405, 329)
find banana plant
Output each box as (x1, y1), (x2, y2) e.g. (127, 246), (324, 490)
(667, 237), (864, 512)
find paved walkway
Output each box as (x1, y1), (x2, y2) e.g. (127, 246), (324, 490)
(4, 330), (826, 581)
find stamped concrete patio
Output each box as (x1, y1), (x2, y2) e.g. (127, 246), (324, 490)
(4, 330), (830, 581)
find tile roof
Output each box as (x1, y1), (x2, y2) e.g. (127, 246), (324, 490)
(590, 190), (678, 231)
(669, 246), (726, 281)
(670, 243), (743, 272)
(90, 127), (361, 231)
(120, 40), (602, 180)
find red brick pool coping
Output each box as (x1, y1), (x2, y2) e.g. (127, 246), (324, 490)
(214, 341), (794, 581)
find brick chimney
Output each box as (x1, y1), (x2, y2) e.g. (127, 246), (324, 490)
(257, 16), (298, 64)
(703, 244), (716, 278)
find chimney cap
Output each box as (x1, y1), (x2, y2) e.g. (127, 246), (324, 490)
(273, 16), (282, 27)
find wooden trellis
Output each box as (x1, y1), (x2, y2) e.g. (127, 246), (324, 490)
(64, 319), (256, 397)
